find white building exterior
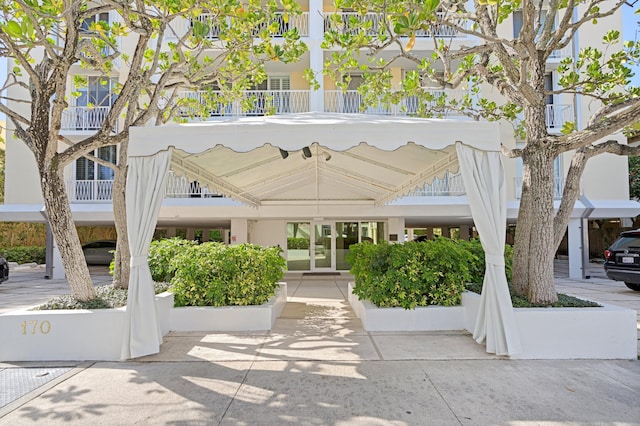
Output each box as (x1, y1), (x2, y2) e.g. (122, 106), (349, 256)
(2, 1), (639, 278)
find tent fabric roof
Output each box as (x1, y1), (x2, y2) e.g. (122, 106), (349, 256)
(129, 112), (501, 156)
(129, 113), (501, 207)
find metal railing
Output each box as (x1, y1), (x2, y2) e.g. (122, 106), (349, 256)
(60, 106), (118, 132)
(177, 90), (310, 117)
(405, 172), (466, 196)
(323, 89), (468, 116)
(69, 179), (114, 201)
(164, 172), (221, 198)
(514, 176), (564, 199)
(548, 45), (572, 60)
(323, 11), (465, 38)
(167, 12), (309, 39)
(68, 173), (223, 201)
(546, 104), (574, 131)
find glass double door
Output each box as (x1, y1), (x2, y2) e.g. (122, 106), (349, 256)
(287, 221), (384, 272)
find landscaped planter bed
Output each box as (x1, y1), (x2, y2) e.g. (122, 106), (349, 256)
(349, 283), (638, 359)
(169, 282), (287, 332)
(0, 283), (287, 362)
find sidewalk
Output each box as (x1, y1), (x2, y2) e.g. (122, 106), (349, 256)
(1, 264), (639, 424)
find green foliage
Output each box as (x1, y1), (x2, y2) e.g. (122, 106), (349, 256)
(457, 239), (514, 285)
(287, 237), (310, 249)
(347, 238), (474, 309)
(0, 246), (46, 264)
(629, 156), (640, 200)
(465, 283), (601, 308)
(33, 282), (171, 310)
(171, 243), (286, 307)
(147, 237), (199, 282)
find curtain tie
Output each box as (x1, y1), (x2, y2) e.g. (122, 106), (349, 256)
(485, 253), (505, 267)
(130, 255), (148, 268)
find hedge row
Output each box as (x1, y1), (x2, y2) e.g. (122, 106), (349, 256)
(148, 238), (286, 307)
(347, 238), (513, 309)
(0, 246), (47, 264)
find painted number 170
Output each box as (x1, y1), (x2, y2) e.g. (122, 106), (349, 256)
(21, 320), (51, 335)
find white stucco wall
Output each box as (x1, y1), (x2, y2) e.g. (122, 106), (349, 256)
(249, 220), (287, 248)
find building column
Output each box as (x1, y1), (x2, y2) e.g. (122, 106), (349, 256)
(308, 0), (324, 112)
(387, 218), (405, 243)
(230, 219), (248, 245)
(567, 217), (584, 279)
(459, 225), (470, 240)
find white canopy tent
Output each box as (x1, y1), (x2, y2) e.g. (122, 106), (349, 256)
(122, 112), (521, 358)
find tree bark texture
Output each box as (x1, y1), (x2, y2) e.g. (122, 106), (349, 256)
(112, 147), (130, 289)
(41, 166), (96, 301)
(512, 105), (559, 304)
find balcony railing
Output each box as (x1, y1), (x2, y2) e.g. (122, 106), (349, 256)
(546, 104), (574, 132)
(69, 179), (115, 202)
(165, 172), (221, 198)
(67, 173), (223, 201)
(324, 89), (468, 116)
(323, 12), (465, 38)
(61, 106), (118, 132)
(178, 90), (310, 117)
(167, 12), (309, 40)
(405, 172), (466, 197)
(515, 176), (564, 199)
(548, 45), (572, 60)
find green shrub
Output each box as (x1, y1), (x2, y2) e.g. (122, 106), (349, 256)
(171, 243), (286, 307)
(147, 237), (199, 282)
(457, 239), (514, 284)
(0, 246), (46, 264)
(347, 238), (473, 309)
(287, 237), (310, 250)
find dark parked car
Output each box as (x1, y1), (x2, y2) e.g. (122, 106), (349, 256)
(604, 229), (640, 291)
(0, 255), (9, 283)
(82, 240), (116, 265)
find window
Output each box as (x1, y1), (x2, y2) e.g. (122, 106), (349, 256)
(72, 77), (118, 131)
(76, 146), (117, 181)
(248, 76), (291, 115)
(81, 12), (110, 33)
(513, 10), (548, 38)
(74, 76), (118, 108)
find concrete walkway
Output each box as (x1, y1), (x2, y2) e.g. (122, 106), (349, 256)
(1, 264), (639, 424)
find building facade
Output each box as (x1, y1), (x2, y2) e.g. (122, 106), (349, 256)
(2, 1), (638, 278)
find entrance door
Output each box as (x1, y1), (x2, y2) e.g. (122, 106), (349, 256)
(312, 222), (335, 271)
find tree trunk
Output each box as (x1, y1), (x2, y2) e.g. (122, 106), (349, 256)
(511, 106), (559, 304)
(41, 166), (96, 301)
(112, 147), (130, 289)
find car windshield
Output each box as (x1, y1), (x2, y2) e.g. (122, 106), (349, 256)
(611, 236), (640, 250)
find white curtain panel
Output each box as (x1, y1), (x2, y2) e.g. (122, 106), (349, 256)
(121, 150), (172, 359)
(455, 142), (521, 356)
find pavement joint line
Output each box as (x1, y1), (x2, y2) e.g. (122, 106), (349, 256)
(0, 362), (93, 419)
(367, 331), (385, 360)
(419, 364), (465, 426)
(217, 357), (255, 426)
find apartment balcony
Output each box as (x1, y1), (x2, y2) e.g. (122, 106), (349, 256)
(324, 89), (468, 117)
(167, 12), (309, 40)
(514, 176), (564, 199)
(67, 173), (222, 202)
(60, 107), (118, 133)
(178, 90), (311, 117)
(546, 103), (574, 133)
(323, 12), (466, 38)
(68, 179), (115, 202)
(405, 172), (466, 196)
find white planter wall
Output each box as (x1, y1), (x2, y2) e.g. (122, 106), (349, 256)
(0, 284), (286, 362)
(349, 283), (638, 359)
(169, 283), (287, 331)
